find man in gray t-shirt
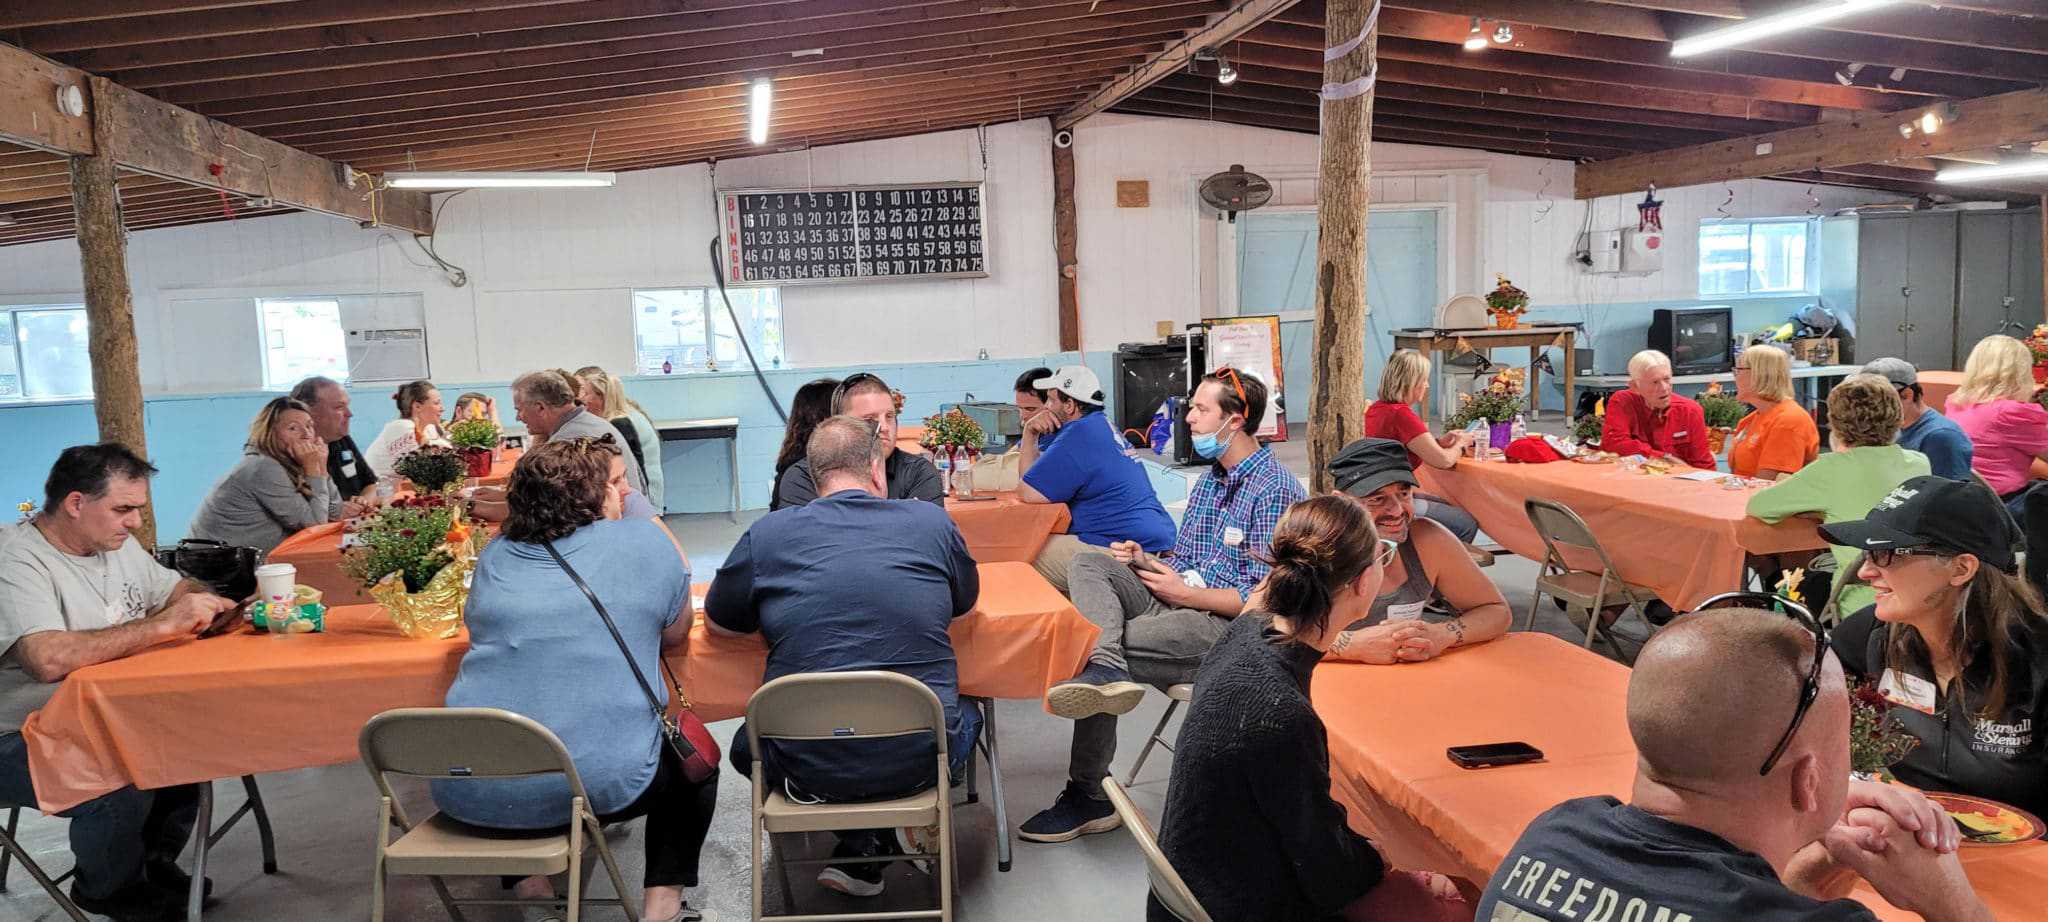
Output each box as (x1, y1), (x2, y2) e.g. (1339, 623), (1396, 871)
(0, 444), (239, 919)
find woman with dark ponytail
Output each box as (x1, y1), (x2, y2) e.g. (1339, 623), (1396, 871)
(1150, 495), (1467, 922)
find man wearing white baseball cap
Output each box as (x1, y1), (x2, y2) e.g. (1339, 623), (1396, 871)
(1017, 365), (1175, 592)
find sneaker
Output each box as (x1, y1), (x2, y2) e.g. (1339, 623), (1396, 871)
(896, 823), (940, 874)
(815, 834), (888, 898)
(1019, 782), (1122, 843)
(68, 880), (182, 922)
(1044, 661), (1145, 720)
(144, 857), (215, 903)
(648, 903), (704, 922)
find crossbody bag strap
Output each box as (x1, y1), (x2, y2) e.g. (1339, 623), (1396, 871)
(542, 539), (676, 722)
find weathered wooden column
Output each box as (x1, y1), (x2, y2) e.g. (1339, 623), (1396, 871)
(1053, 130), (1081, 352)
(1308, 0), (1377, 494)
(69, 77), (154, 545)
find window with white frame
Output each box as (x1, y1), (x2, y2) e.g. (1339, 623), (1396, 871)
(257, 298), (350, 387)
(632, 287), (784, 374)
(1698, 218), (1815, 298)
(0, 306), (92, 401)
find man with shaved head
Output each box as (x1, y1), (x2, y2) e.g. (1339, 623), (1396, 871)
(1477, 608), (1992, 922)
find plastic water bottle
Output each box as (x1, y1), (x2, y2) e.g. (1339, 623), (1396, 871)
(1510, 414), (1527, 445)
(1469, 421), (1490, 458)
(933, 450), (952, 495)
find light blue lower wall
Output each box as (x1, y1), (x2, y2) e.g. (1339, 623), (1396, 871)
(0, 352), (1116, 542)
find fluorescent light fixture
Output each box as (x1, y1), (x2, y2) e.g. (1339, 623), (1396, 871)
(383, 171), (616, 189)
(0, 215), (15, 227)
(750, 78), (773, 146)
(1937, 159), (2048, 184)
(1463, 18), (1488, 51)
(1672, 0), (1897, 58)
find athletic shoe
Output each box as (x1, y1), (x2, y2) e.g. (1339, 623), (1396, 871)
(1044, 661), (1145, 720)
(1018, 782), (1122, 843)
(815, 833), (889, 897)
(144, 857), (214, 903)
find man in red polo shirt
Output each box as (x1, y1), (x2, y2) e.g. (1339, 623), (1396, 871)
(1602, 349), (1716, 469)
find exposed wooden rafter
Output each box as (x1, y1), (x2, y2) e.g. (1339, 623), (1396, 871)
(1057, 0), (1302, 128)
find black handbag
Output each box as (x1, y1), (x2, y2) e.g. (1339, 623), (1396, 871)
(543, 540), (720, 784)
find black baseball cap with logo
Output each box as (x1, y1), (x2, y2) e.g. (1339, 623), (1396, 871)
(1818, 475), (2020, 573)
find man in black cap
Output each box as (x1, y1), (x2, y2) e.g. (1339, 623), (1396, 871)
(1814, 475), (2048, 820)
(1322, 438), (1510, 663)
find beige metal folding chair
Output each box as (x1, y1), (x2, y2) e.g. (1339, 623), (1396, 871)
(1100, 778), (1212, 922)
(0, 806), (87, 922)
(359, 707), (638, 922)
(746, 671), (954, 922)
(1523, 498), (1661, 663)
(1123, 683), (1193, 785)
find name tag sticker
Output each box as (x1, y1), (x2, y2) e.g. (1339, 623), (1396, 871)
(1386, 600), (1427, 622)
(1223, 527), (1246, 547)
(340, 460), (359, 477)
(1671, 430), (1689, 438)
(1879, 668), (1938, 715)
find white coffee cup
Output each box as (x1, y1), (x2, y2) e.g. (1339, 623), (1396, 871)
(255, 563), (297, 605)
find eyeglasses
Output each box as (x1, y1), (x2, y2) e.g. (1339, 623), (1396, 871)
(1373, 537), (1398, 569)
(1866, 546), (1949, 568)
(1691, 591), (1826, 775)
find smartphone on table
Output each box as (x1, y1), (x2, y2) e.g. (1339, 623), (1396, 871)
(1447, 742), (1545, 769)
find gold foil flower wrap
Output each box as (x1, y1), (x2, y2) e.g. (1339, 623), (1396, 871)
(373, 531), (482, 639)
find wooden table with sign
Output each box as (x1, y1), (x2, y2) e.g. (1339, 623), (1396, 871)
(1313, 633), (2048, 921)
(19, 562), (1097, 906)
(1393, 325), (1576, 421)
(1418, 456), (1823, 610)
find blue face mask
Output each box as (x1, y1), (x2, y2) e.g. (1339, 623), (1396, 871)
(1192, 421), (1237, 460)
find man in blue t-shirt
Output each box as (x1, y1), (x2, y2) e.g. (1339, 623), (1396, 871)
(1017, 365), (1177, 592)
(1865, 358), (1973, 481)
(706, 415), (980, 900)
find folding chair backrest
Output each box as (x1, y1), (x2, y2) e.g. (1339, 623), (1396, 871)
(1821, 551), (1867, 625)
(746, 671), (948, 760)
(1100, 779), (1212, 922)
(1524, 498), (1626, 576)
(359, 707), (583, 792)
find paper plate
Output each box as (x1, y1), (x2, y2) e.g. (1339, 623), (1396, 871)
(1924, 791), (2044, 846)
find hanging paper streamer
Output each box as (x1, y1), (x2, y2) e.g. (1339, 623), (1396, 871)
(1320, 0), (1383, 102)
(1636, 183), (1662, 233)
(1716, 184), (1734, 220)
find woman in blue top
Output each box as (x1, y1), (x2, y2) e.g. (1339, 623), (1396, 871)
(434, 437), (714, 922)
(1018, 365), (1177, 592)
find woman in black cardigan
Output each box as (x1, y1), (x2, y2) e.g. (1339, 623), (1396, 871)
(1152, 495), (1467, 922)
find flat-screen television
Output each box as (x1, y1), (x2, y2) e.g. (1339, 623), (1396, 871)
(1649, 307), (1734, 375)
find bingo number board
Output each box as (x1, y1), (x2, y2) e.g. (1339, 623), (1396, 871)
(718, 183), (990, 286)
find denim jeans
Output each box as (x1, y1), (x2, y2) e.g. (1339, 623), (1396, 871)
(0, 730), (198, 899)
(1412, 493), (1480, 543)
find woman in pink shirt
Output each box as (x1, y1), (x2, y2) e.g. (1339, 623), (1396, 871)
(1944, 335), (2048, 517)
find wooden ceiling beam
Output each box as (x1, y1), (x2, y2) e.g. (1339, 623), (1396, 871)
(17, 0), (625, 54)
(0, 1), (288, 30)
(1138, 82), (1697, 147)
(0, 41), (430, 233)
(1108, 101), (1634, 161)
(196, 7), (1214, 122)
(1575, 86), (2048, 198)
(1113, 96), (1640, 158)
(1056, 0), (1304, 129)
(148, 0), (1183, 104)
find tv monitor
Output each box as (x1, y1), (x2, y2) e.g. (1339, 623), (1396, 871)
(1649, 308), (1734, 375)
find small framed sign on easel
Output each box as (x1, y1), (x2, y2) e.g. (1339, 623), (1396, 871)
(1200, 315), (1286, 441)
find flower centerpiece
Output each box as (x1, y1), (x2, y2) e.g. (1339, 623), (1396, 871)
(921, 408), (987, 498)
(394, 444), (468, 493)
(1449, 367), (1527, 450)
(342, 494), (482, 638)
(446, 417), (502, 478)
(2027, 325), (2048, 383)
(1848, 677), (1923, 781)
(1571, 412), (1603, 447)
(1485, 274), (1530, 330)
(1698, 382), (1748, 455)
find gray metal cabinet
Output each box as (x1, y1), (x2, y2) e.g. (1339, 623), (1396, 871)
(1957, 209), (2044, 357)
(1820, 211), (1963, 369)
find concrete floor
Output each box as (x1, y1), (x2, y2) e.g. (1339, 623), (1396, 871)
(4, 428), (1638, 922)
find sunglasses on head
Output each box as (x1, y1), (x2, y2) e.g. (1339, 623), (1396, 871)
(1212, 367), (1249, 408)
(1690, 591), (1825, 776)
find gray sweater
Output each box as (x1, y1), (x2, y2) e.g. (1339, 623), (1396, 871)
(189, 449), (342, 553)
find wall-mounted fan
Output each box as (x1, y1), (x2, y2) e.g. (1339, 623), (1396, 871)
(1199, 164), (1272, 223)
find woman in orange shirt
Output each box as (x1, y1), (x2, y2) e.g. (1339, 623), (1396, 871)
(1727, 344), (1818, 480)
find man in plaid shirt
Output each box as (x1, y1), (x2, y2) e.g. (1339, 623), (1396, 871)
(1021, 367), (1307, 844)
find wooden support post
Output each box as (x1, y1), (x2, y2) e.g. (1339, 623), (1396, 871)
(70, 115), (155, 546)
(1053, 130), (1081, 352)
(2041, 196), (2047, 323)
(1308, 0), (1376, 494)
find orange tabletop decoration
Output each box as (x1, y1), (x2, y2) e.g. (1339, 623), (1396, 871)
(21, 562), (1095, 814)
(1313, 632), (2048, 922)
(1418, 459), (1823, 610)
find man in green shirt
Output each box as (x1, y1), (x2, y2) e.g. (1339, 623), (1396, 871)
(1747, 374), (1929, 615)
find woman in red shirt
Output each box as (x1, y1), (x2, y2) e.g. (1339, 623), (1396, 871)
(1364, 350), (1479, 543)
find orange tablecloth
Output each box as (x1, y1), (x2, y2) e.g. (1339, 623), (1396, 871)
(1314, 632), (2048, 921)
(947, 491), (1071, 564)
(266, 521), (367, 605)
(22, 562), (1095, 813)
(679, 561), (1097, 721)
(1918, 370), (1963, 413)
(1418, 459), (1823, 609)
(896, 425), (929, 456)
(477, 447), (521, 486)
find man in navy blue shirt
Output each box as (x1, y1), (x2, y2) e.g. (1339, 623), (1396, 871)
(706, 415), (980, 899)
(1864, 358), (1973, 481)
(1017, 365), (1177, 592)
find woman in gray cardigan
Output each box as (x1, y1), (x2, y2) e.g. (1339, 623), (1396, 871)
(190, 397), (342, 553)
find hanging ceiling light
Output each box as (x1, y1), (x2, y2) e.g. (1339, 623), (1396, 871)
(1463, 17), (1489, 51)
(1672, 0), (1898, 58)
(1938, 157), (2048, 184)
(749, 77), (773, 146)
(1833, 62), (1864, 86)
(1493, 22), (1515, 43)
(1918, 110), (1942, 134)
(1217, 57), (1238, 85)
(383, 171), (616, 189)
